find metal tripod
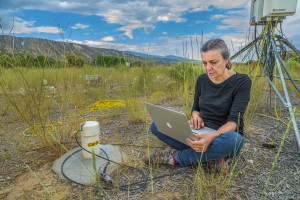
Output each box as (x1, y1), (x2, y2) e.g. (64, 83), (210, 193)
(231, 22), (300, 151)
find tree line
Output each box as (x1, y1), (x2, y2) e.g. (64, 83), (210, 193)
(0, 52), (143, 68)
(92, 54), (143, 67)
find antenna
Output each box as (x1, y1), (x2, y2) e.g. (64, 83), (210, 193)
(231, 0), (300, 150)
(201, 29), (203, 48)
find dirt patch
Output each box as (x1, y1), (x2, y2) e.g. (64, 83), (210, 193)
(147, 191), (185, 199)
(1, 164), (71, 200)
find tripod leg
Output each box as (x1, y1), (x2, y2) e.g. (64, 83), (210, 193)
(271, 38), (300, 151)
(273, 50), (300, 93)
(266, 77), (287, 105)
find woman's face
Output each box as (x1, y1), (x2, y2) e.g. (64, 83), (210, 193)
(201, 49), (228, 80)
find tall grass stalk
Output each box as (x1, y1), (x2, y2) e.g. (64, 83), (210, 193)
(50, 133), (112, 199)
(260, 108), (296, 200)
(191, 155), (244, 199)
(26, 164), (55, 199)
(144, 117), (155, 198)
(92, 150), (103, 200)
(244, 76), (266, 130)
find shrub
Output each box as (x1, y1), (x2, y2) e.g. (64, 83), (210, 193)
(0, 53), (15, 68)
(93, 54), (125, 67)
(66, 53), (85, 67)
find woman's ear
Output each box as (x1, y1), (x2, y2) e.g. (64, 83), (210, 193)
(225, 59), (229, 65)
(226, 60), (232, 69)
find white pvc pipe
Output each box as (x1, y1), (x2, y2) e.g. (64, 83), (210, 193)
(81, 121), (101, 159)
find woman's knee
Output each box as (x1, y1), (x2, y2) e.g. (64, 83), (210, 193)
(229, 131), (243, 144)
(231, 132), (244, 155)
(150, 122), (160, 136)
(223, 131), (244, 156)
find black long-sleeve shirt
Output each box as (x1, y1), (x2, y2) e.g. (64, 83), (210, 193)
(191, 73), (251, 134)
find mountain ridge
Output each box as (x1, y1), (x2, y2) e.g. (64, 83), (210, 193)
(0, 35), (185, 65)
(122, 51), (198, 61)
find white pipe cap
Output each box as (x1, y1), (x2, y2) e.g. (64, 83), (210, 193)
(82, 121), (100, 137)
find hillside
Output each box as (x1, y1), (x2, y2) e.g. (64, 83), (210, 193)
(0, 35), (182, 65)
(123, 51), (199, 61)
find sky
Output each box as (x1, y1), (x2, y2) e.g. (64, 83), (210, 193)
(0, 0), (299, 60)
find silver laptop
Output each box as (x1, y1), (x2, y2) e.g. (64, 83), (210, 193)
(145, 103), (216, 146)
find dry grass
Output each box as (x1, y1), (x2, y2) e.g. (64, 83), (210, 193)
(1, 55), (299, 199)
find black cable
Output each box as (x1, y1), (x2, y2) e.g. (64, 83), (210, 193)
(254, 24), (261, 60)
(61, 129), (246, 191)
(61, 130), (196, 191)
(99, 142), (165, 149)
(61, 148), (151, 191)
(61, 130), (148, 191)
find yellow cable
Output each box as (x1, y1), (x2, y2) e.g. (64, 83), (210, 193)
(270, 21), (289, 125)
(257, 113), (290, 127)
(240, 23), (269, 127)
(246, 21), (291, 129)
(23, 99), (127, 137)
(254, 21), (288, 130)
(252, 21), (269, 85)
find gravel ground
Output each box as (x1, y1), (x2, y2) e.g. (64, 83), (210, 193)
(0, 92), (299, 200)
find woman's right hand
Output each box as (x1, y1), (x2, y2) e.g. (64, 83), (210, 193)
(189, 111), (204, 130)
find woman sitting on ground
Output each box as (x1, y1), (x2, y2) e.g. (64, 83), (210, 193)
(144, 39), (252, 167)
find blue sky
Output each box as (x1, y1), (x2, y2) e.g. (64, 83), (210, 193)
(0, 0), (299, 60)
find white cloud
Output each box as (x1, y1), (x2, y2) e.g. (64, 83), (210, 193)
(210, 0), (248, 9)
(58, 1), (69, 8)
(66, 39), (139, 52)
(143, 30), (252, 61)
(221, 32), (250, 56)
(10, 17), (59, 34)
(0, 0), (249, 40)
(118, 24), (140, 39)
(227, 9), (246, 15)
(144, 25), (155, 34)
(58, 31), (248, 61)
(58, 1), (84, 9)
(71, 23), (89, 29)
(101, 36), (114, 42)
(214, 4), (251, 32)
(157, 15), (169, 22)
(102, 9), (123, 24)
(191, 5), (210, 12)
(195, 20), (205, 24)
(210, 14), (227, 20)
(6, 0), (291, 54)
(217, 18), (249, 31)
(282, 2), (300, 48)
(35, 26), (60, 33)
(145, 33), (220, 60)
(162, 32), (167, 35)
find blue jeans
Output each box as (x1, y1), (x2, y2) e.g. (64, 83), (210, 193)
(150, 122), (244, 167)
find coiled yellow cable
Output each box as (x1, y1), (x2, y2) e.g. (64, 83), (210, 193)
(23, 99), (126, 137)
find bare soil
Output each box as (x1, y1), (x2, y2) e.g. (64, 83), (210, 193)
(0, 93), (299, 200)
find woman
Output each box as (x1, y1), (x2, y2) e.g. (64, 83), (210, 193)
(144, 39), (251, 167)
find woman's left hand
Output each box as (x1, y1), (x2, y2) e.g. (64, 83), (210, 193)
(186, 133), (215, 152)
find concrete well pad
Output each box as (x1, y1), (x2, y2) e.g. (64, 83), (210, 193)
(52, 144), (126, 185)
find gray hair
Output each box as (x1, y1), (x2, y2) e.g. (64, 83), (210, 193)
(201, 39), (231, 69)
